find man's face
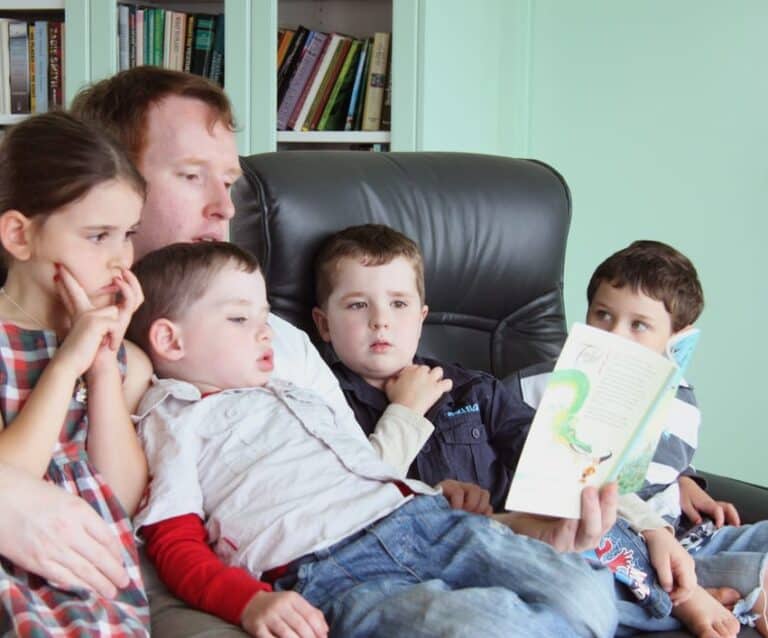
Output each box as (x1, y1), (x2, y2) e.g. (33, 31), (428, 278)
(313, 256), (428, 388)
(169, 264), (274, 393)
(133, 95), (242, 259)
(586, 281), (674, 355)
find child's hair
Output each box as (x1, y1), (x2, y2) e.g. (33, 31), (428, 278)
(70, 67), (236, 166)
(586, 240), (704, 331)
(128, 241), (261, 353)
(0, 111), (146, 229)
(314, 224), (426, 308)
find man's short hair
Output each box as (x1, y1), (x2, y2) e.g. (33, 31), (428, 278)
(70, 67), (235, 166)
(314, 223), (425, 308)
(586, 240), (704, 331)
(128, 241), (260, 354)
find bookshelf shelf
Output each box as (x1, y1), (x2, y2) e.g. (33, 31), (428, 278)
(277, 130), (390, 144)
(0, 114), (27, 125)
(0, 1), (63, 8)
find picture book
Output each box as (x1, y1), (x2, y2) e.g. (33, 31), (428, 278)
(505, 323), (700, 519)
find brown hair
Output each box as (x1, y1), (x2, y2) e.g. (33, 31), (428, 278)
(0, 111), (145, 253)
(128, 241), (261, 353)
(586, 240), (704, 331)
(314, 224), (425, 308)
(70, 67), (236, 166)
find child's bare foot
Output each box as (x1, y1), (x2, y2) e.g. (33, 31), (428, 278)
(672, 585), (740, 638)
(706, 587), (741, 609)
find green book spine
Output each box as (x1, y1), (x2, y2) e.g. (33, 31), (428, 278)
(318, 40), (361, 131)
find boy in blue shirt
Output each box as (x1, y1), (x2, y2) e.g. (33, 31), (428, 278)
(312, 226), (767, 638)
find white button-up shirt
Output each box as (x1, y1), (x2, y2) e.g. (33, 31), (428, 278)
(135, 376), (438, 577)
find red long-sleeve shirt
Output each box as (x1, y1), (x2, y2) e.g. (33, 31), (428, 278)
(141, 514), (271, 625)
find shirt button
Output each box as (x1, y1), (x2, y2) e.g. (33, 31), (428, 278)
(471, 427), (481, 439)
(225, 407), (239, 419)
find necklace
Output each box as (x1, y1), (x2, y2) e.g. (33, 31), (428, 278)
(0, 287), (47, 329)
(0, 287), (88, 404)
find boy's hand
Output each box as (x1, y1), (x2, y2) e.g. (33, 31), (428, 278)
(241, 591), (328, 638)
(499, 483), (617, 552)
(384, 364), (453, 416)
(642, 527), (696, 605)
(679, 476), (740, 528)
(438, 479), (493, 515)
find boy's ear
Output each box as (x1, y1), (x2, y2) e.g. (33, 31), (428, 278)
(312, 306), (332, 343)
(148, 318), (185, 362)
(0, 210), (34, 261)
(420, 304), (429, 322)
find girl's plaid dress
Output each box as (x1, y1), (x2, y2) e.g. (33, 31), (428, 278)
(0, 323), (149, 637)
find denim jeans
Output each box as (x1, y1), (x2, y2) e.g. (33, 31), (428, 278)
(584, 518), (673, 619)
(616, 519), (768, 634)
(691, 520), (768, 626)
(275, 495), (618, 638)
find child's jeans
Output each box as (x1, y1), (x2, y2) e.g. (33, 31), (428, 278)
(688, 520), (768, 627)
(583, 518), (673, 619)
(274, 495), (618, 638)
(615, 519), (768, 634)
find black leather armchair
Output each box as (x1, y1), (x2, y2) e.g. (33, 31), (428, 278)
(229, 151), (766, 638)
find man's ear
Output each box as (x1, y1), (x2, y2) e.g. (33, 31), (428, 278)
(148, 318), (185, 362)
(0, 210), (34, 261)
(311, 306), (332, 343)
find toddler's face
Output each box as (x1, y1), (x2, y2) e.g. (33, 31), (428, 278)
(586, 281), (674, 355)
(314, 256), (427, 389)
(172, 264), (274, 392)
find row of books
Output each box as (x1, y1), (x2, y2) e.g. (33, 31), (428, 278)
(0, 18), (64, 115)
(117, 5), (224, 86)
(277, 27), (391, 132)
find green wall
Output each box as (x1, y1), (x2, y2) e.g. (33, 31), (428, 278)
(418, 1), (767, 486)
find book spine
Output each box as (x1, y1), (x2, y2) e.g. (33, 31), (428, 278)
(118, 5), (130, 71)
(190, 15), (215, 77)
(135, 9), (144, 67)
(292, 33), (340, 132)
(162, 10), (172, 68)
(361, 32), (390, 131)
(153, 9), (165, 66)
(353, 38), (373, 131)
(33, 21), (47, 113)
(344, 38), (369, 131)
(276, 26), (308, 104)
(277, 31), (326, 130)
(145, 9), (153, 66)
(182, 14), (195, 73)
(317, 39), (360, 131)
(9, 21), (30, 114)
(208, 14), (224, 84)
(129, 6), (136, 68)
(170, 12), (186, 71)
(48, 21), (62, 108)
(305, 37), (350, 131)
(0, 20), (8, 114)
(276, 29), (294, 70)
(28, 23), (35, 113)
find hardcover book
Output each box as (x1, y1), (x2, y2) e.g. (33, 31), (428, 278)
(505, 323), (700, 519)
(361, 32), (390, 131)
(317, 39), (361, 131)
(8, 21), (29, 114)
(277, 31), (328, 131)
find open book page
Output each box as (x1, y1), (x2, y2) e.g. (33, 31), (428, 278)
(505, 323), (677, 519)
(609, 327), (701, 493)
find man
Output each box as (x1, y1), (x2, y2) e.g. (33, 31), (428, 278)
(0, 67), (616, 638)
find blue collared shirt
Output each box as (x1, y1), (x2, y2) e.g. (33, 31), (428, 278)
(332, 355), (534, 511)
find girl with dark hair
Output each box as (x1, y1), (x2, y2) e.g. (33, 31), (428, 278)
(0, 112), (151, 636)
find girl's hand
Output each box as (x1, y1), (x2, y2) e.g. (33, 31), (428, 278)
(54, 305), (121, 378)
(55, 265), (144, 373)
